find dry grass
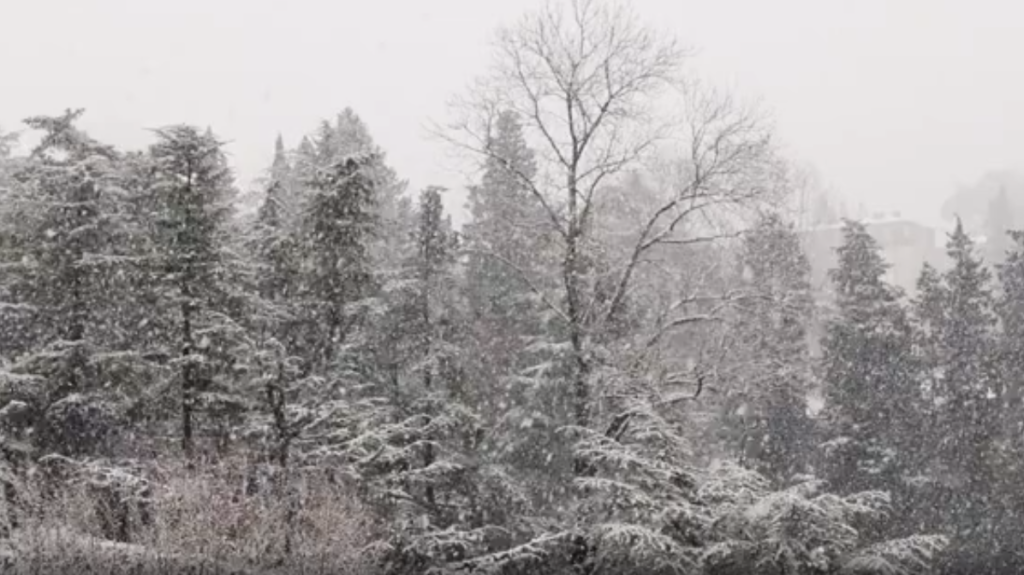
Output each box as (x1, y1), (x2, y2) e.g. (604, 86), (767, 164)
(1, 455), (382, 575)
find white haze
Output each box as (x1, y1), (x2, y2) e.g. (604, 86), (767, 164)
(2, 0), (1022, 225)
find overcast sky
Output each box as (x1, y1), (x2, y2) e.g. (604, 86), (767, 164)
(2, 0), (1022, 226)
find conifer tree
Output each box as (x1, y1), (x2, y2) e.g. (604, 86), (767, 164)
(299, 155), (378, 371)
(243, 135), (307, 477)
(293, 110), (410, 276)
(914, 219), (999, 545)
(255, 135), (300, 303)
(462, 110), (554, 418)
(292, 136), (317, 187)
(334, 108), (412, 273)
(0, 110), (139, 456)
(989, 229), (1024, 560)
(996, 230), (1024, 429)
(412, 187), (461, 394)
(820, 220), (917, 496)
(460, 110), (573, 511)
(145, 125), (237, 460)
(728, 211), (815, 484)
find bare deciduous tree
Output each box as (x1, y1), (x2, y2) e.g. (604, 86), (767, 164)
(441, 0), (783, 433)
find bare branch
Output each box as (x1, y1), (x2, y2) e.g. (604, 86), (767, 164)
(460, 247), (570, 325)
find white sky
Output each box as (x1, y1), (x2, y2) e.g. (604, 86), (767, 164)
(2, 0), (1023, 226)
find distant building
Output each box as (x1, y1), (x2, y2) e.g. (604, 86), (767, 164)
(942, 170), (1024, 235)
(800, 213), (943, 299)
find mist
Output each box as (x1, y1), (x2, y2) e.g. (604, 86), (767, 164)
(4, 0), (1023, 226)
(0, 1), (1021, 574)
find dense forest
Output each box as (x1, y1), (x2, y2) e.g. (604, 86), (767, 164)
(0, 2), (1020, 574)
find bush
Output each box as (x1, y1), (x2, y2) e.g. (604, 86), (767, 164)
(2, 454), (381, 575)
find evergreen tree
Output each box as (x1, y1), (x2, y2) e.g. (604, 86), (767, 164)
(331, 187), (533, 575)
(244, 135), (306, 479)
(461, 110), (572, 510)
(312, 120), (340, 167)
(145, 125), (238, 460)
(333, 108), (375, 158)
(915, 219), (999, 546)
(255, 135), (300, 303)
(298, 155), (378, 371)
(982, 229), (1024, 559)
(0, 110), (139, 456)
(996, 231), (1024, 430)
(462, 110), (556, 417)
(728, 211), (815, 485)
(820, 220), (918, 497)
(394, 185), (470, 526)
(292, 136), (317, 187)
(295, 110), (411, 275)
(334, 108), (411, 273)
(411, 187), (461, 396)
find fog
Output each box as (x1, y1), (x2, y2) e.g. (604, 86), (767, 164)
(4, 0), (1022, 225)
(2, 2), (1023, 573)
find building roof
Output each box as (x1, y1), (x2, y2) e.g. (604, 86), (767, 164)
(799, 215), (932, 234)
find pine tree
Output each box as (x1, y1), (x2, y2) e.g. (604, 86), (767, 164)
(0, 110), (138, 456)
(728, 211), (815, 485)
(292, 136), (317, 187)
(244, 135), (307, 479)
(325, 187), (537, 575)
(986, 229), (1024, 563)
(461, 110), (572, 512)
(462, 110), (554, 418)
(255, 135), (299, 303)
(298, 155), (378, 371)
(292, 110), (410, 278)
(333, 108), (375, 158)
(915, 219), (999, 544)
(145, 125), (237, 461)
(412, 187), (461, 395)
(996, 230), (1024, 429)
(312, 120), (340, 167)
(820, 220), (917, 496)
(334, 108), (411, 275)
(395, 186), (465, 506)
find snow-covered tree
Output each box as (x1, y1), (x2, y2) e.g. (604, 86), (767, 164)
(820, 220), (918, 497)
(447, 0), (686, 430)
(254, 135), (301, 303)
(458, 110), (573, 508)
(725, 211), (815, 485)
(297, 154), (378, 371)
(444, 417), (949, 575)
(983, 228), (1024, 565)
(0, 110), (141, 456)
(143, 125), (240, 460)
(462, 110), (555, 418)
(446, 0), (782, 460)
(913, 219), (1000, 548)
(295, 109), (411, 272)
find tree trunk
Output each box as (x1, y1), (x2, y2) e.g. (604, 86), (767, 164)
(181, 296), (195, 463)
(564, 208), (590, 430)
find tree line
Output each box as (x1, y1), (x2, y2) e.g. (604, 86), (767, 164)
(0, 1), (1011, 574)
